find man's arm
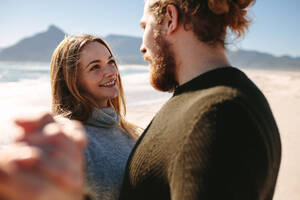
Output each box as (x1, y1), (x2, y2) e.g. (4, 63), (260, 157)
(169, 100), (275, 200)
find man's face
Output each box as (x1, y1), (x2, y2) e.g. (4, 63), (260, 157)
(140, 0), (178, 92)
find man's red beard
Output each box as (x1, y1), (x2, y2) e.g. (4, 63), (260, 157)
(145, 32), (178, 92)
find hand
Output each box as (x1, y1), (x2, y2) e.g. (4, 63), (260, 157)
(0, 113), (87, 200)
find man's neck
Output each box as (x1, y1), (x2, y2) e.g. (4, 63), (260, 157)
(171, 32), (231, 85)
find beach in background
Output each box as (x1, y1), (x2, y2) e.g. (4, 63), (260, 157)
(0, 62), (299, 199)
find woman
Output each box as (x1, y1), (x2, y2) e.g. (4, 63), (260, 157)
(50, 34), (142, 200)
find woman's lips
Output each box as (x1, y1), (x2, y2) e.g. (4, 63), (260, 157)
(99, 77), (117, 87)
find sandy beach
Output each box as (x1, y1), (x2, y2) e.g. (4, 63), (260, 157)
(243, 69), (300, 200)
(0, 67), (299, 199)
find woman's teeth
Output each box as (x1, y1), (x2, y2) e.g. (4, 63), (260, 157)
(100, 78), (116, 87)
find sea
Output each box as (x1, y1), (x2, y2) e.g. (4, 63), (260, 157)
(0, 61), (171, 144)
(0, 61), (149, 83)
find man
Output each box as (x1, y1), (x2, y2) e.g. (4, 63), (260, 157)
(0, 0), (281, 199)
(118, 0), (281, 199)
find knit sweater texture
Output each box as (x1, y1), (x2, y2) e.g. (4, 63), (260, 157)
(119, 67), (282, 200)
(83, 107), (135, 200)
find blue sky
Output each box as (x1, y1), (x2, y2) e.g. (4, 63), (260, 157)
(0, 0), (299, 57)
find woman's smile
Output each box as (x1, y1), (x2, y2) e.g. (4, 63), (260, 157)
(99, 77), (117, 88)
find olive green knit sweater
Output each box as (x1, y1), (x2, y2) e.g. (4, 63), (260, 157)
(119, 67), (281, 200)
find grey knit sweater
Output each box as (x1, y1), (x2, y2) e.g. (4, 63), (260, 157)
(83, 107), (135, 200)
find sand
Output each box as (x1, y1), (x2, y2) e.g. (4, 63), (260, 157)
(0, 67), (299, 199)
(124, 68), (300, 200)
(243, 69), (300, 200)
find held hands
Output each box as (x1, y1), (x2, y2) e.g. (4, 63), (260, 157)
(0, 113), (87, 200)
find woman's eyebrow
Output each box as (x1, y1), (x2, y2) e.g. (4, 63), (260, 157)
(86, 59), (100, 68)
(86, 55), (113, 68)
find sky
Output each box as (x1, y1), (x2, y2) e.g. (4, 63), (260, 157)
(0, 0), (299, 57)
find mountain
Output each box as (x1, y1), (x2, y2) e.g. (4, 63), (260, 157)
(227, 50), (300, 70)
(0, 25), (65, 62)
(0, 25), (299, 69)
(105, 34), (146, 64)
(0, 25), (145, 64)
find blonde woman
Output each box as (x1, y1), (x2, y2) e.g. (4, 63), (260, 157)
(50, 34), (141, 200)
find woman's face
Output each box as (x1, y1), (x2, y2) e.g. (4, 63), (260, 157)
(78, 41), (119, 108)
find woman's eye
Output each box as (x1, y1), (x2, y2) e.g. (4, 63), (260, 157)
(90, 65), (100, 71)
(108, 59), (116, 65)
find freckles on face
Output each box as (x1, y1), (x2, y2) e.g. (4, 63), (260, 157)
(77, 41), (119, 107)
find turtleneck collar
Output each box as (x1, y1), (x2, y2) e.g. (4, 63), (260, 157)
(86, 107), (120, 128)
(173, 66), (247, 96)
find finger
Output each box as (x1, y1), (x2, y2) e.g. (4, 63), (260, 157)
(0, 145), (40, 199)
(16, 122), (68, 146)
(36, 153), (85, 191)
(61, 120), (87, 148)
(13, 155), (39, 169)
(19, 120), (87, 149)
(0, 170), (36, 200)
(0, 166), (9, 181)
(35, 146), (84, 191)
(1, 142), (84, 192)
(12, 123), (85, 190)
(14, 112), (55, 135)
(0, 168), (76, 200)
(0, 144), (40, 170)
(0, 144), (83, 200)
(39, 125), (84, 190)
(21, 122), (81, 149)
(22, 133), (84, 190)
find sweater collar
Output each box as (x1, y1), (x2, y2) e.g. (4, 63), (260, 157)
(86, 107), (120, 128)
(173, 66), (247, 96)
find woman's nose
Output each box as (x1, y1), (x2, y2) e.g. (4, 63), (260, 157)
(104, 65), (118, 78)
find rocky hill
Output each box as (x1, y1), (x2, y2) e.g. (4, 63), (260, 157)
(227, 50), (300, 70)
(0, 25), (65, 62)
(0, 25), (299, 69)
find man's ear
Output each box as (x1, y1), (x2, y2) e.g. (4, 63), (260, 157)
(165, 4), (179, 35)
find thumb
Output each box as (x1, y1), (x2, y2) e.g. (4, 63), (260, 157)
(14, 112), (55, 135)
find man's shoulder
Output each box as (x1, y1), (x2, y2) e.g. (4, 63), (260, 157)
(153, 85), (248, 132)
(176, 85), (245, 112)
(193, 85), (240, 101)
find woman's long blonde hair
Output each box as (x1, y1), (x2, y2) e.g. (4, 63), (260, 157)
(50, 34), (141, 140)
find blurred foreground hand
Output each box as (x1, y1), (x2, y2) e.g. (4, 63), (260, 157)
(0, 113), (87, 200)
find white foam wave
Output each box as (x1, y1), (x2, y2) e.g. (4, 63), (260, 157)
(118, 64), (148, 71)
